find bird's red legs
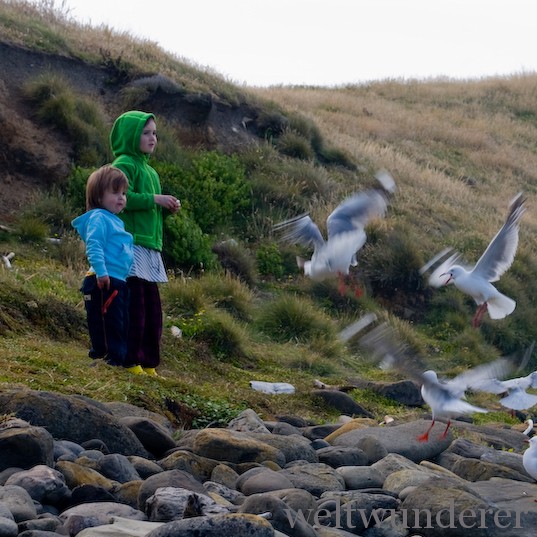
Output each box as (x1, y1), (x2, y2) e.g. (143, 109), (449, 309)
(337, 272), (363, 297)
(417, 420), (435, 442)
(472, 303), (488, 328)
(440, 419), (452, 439)
(337, 273), (347, 295)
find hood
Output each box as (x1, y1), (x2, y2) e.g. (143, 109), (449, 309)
(109, 110), (156, 159)
(71, 210), (94, 241)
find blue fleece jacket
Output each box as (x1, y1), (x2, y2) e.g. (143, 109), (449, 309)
(72, 209), (134, 280)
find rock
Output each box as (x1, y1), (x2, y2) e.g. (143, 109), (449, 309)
(240, 468), (295, 496)
(145, 487), (230, 521)
(0, 389), (149, 458)
(317, 446), (368, 468)
(145, 513), (274, 537)
(239, 493), (318, 537)
(333, 420), (451, 462)
(0, 485), (38, 522)
(192, 429), (286, 466)
(335, 466), (385, 490)
(450, 457), (534, 483)
(119, 418), (176, 459)
(0, 422), (54, 472)
(227, 409), (271, 434)
(279, 463), (345, 497)
(311, 390), (374, 418)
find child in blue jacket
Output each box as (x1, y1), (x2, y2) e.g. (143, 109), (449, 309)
(72, 165), (134, 369)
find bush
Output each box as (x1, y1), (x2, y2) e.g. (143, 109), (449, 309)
(163, 212), (217, 273)
(157, 151), (250, 234)
(256, 242), (284, 279)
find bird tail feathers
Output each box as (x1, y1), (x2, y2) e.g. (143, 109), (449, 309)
(487, 294), (516, 319)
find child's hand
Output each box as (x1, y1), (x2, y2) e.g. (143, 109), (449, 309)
(97, 275), (110, 290)
(155, 194), (181, 213)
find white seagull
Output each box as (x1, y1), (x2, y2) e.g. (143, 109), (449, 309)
(425, 192), (526, 327)
(359, 321), (516, 442)
(523, 436), (537, 481)
(274, 170), (396, 296)
(479, 371), (537, 414)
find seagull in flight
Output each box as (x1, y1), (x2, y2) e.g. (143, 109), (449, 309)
(359, 321), (518, 442)
(424, 192), (526, 327)
(274, 170), (396, 295)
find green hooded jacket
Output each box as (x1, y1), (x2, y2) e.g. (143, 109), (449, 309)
(110, 110), (163, 251)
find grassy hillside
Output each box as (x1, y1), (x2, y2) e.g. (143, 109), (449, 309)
(1, 0), (536, 429)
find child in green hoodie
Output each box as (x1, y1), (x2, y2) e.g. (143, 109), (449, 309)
(109, 111), (180, 376)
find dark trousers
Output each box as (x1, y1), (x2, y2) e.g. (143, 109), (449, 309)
(82, 276), (129, 366)
(126, 277), (162, 368)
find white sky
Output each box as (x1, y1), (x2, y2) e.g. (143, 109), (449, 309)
(53, 0), (537, 87)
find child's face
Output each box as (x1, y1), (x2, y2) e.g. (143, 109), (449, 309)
(140, 119), (157, 154)
(101, 187), (127, 214)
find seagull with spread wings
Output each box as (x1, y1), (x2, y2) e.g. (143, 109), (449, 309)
(423, 193), (526, 327)
(274, 170), (396, 296)
(359, 321), (519, 442)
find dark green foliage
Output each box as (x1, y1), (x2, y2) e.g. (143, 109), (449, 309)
(256, 242), (284, 279)
(66, 167), (91, 213)
(163, 212), (216, 273)
(157, 152), (250, 234)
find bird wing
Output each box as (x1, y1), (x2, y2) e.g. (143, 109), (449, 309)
(326, 189), (389, 239)
(358, 321), (427, 382)
(425, 250), (466, 288)
(446, 357), (515, 397)
(274, 214), (325, 250)
(326, 169), (395, 239)
(472, 192), (526, 282)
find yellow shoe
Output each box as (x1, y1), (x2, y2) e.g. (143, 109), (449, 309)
(126, 365), (146, 375)
(143, 367), (160, 377)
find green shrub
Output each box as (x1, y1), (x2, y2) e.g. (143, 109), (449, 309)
(163, 212), (217, 273)
(157, 152), (250, 234)
(256, 242), (284, 279)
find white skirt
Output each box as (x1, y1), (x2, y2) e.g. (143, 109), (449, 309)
(128, 245), (168, 283)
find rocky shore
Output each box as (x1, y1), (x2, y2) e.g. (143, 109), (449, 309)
(1, 386), (537, 537)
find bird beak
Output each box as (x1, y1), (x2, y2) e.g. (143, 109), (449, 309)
(440, 272), (452, 285)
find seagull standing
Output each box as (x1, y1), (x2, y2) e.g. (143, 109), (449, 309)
(425, 192), (526, 327)
(523, 436), (537, 481)
(274, 170), (396, 296)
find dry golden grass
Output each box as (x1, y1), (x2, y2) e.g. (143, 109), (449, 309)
(252, 75), (537, 259)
